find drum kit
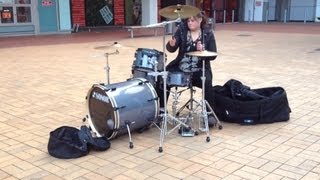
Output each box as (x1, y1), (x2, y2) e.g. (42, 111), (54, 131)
(84, 4), (222, 152)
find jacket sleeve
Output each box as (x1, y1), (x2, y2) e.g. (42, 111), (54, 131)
(205, 31), (218, 61)
(166, 26), (182, 53)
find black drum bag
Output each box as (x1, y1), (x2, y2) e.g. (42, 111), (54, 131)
(212, 79), (291, 124)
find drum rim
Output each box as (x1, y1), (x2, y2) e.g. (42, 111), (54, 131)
(86, 84), (118, 139)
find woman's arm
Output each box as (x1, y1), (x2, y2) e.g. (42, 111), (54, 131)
(205, 30), (217, 61)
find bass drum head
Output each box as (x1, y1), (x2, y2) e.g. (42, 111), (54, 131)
(86, 84), (115, 138)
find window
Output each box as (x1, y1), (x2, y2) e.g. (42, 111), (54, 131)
(17, 6), (31, 23)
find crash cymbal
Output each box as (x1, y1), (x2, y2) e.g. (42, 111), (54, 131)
(186, 50), (218, 57)
(159, 4), (200, 19)
(94, 42), (134, 50)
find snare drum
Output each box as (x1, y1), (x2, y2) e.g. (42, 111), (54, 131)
(167, 71), (191, 87)
(86, 78), (159, 139)
(133, 48), (165, 72)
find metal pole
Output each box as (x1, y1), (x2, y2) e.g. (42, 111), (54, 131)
(232, 10), (234, 23)
(304, 8), (307, 24)
(213, 10), (216, 24)
(265, 10), (269, 24)
(223, 10), (226, 23)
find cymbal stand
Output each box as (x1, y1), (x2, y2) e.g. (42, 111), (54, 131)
(104, 50), (119, 84)
(146, 17), (195, 152)
(198, 58), (212, 142)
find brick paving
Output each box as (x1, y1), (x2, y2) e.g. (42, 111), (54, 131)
(0, 22), (319, 179)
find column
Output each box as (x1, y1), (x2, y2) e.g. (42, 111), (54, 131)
(141, 0), (158, 25)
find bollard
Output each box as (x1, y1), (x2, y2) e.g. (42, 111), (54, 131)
(223, 10), (226, 23)
(284, 9), (287, 23)
(213, 10), (216, 24)
(265, 10), (269, 24)
(248, 10), (251, 23)
(232, 10), (234, 23)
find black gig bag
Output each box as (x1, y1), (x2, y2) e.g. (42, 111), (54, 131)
(212, 79), (291, 124)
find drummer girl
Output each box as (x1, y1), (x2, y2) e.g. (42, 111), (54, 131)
(156, 11), (218, 112)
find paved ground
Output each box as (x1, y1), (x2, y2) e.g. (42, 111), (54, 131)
(0, 23), (319, 179)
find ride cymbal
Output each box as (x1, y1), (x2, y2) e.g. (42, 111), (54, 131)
(94, 42), (134, 50)
(186, 50), (218, 57)
(159, 4), (200, 19)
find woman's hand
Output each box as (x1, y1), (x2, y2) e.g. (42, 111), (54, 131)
(168, 36), (176, 47)
(196, 41), (204, 51)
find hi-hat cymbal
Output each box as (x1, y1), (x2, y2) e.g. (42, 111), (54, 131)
(186, 50), (218, 57)
(94, 42), (134, 50)
(159, 4), (200, 19)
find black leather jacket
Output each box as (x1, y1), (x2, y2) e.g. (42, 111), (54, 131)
(166, 22), (217, 70)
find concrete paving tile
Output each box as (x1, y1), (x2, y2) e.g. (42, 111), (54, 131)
(233, 169), (261, 180)
(20, 170), (51, 180)
(94, 163), (128, 179)
(193, 170), (222, 179)
(273, 168), (304, 179)
(112, 174), (134, 180)
(261, 173), (283, 180)
(183, 175), (203, 180)
(122, 169), (150, 179)
(136, 162), (167, 176)
(0, 170), (10, 179)
(301, 172), (320, 180)
(247, 158), (269, 168)
(201, 166), (229, 178)
(152, 172), (180, 180)
(219, 161), (243, 173)
(81, 172), (112, 180)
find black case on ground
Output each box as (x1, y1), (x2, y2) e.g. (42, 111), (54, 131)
(212, 79), (291, 125)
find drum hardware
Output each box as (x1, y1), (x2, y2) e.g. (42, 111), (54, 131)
(94, 42), (134, 84)
(184, 54), (223, 140)
(145, 5), (207, 152)
(124, 120), (134, 149)
(170, 87), (196, 137)
(176, 84), (201, 118)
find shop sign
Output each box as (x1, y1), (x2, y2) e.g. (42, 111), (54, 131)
(42, 0), (53, 6)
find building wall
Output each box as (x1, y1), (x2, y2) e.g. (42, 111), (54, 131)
(0, 0), (71, 36)
(290, 0), (315, 21)
(316, 0), (320, 22)
(243, 0), (319, 22)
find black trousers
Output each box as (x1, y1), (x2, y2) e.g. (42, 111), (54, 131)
(156, 65), (215, 109)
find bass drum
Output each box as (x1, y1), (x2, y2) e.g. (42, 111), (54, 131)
(86, 78), (159, 139)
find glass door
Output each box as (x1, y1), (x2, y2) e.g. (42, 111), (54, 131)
(0, 0), (32, 25)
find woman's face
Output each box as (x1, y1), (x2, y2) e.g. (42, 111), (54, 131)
(187, 16), (202, 31)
